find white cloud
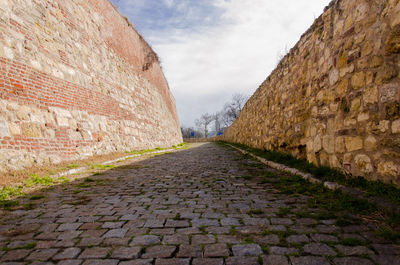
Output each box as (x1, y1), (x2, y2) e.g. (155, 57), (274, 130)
(149, 0), (331, 127)
(163, 0), (174, 8)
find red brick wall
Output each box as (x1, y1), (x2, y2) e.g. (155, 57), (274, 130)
(0, 0), (182, 171)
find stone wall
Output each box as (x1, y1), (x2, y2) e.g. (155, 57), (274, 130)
(0, 0), (182, 172)
(222, 0), (400, 186)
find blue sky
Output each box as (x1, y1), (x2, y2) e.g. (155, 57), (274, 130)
(110, 0), (331, 127)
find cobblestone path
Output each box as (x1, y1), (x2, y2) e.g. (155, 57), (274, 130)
(0, 143), (399, 265)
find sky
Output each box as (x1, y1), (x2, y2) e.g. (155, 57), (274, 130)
(110, 0), (331, 127)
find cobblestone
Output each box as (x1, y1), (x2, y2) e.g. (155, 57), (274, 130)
(0, 143), (398, 264)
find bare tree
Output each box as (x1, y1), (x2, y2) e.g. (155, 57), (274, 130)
(195, 113), (214, 138)
(222, 93), (249, 126)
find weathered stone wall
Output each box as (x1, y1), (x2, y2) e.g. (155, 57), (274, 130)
(222, 0), (400, 186)
(0, 0), (182, 171)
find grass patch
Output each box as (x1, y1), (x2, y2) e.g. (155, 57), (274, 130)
(91, 164), (116, 170)
(277, 207), (291, 216)
(221, 141), (400, 204)
(375, 227), (400, 242)
(0, 186), (23, 201)
(25, 174), (54, 187)
(248, 209), (263, 215)
(1, 241), (36, 251)
(0, 200), (19, 209)
(339, 238), (365, 246)
(67, 164), (80, 169)
(29, 195), (45, 200)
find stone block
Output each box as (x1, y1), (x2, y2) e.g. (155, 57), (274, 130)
(345, 137), (363, 152)
(22, 123), (41, 138)
(0, 120), (10, 137)
(392, 119), (400, 133)
(351, 72), (365, 89)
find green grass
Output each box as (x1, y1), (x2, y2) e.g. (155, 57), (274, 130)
(25, 174), (54, 187)
(29, 195), (45, 200)
(0, 186), (23, 201)
(1, 241), (36, 251)
(248, 209), (263, 215)
(221, 141), (400, 204)
(339, 238), (365, 246)
(0, 200), (19, 209)
(91, 164), (116, 170)
(67, 164), (80, 169)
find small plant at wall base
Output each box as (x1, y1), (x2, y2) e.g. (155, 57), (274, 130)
(219, 141), (400, 204)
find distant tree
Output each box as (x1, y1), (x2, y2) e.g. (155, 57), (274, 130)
(195, 113), (214, 138)
(221, 93), (249, 126)
(181, 127), (202, 138)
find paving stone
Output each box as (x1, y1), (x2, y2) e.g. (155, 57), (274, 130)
(177, 227), (201, 235)
(26, 248), (59, 261)
(262, 255), (289, 265)
(296, 218), (318, 225)
(310, 233), (339, 242)
(142, 245), (176, 258)
(372, 244), (400, 255)
(192, 258), (224, 265)
(270, 218), (293, 225)
(370, 254), (400, 265)
(176, 245), (202, 258)
(217, 235), (241, 244)
(57, 260), (83, 265)
(154, 258), (190, 265)
(130, 235), (160, 246)
(110, 246), (141, 259)
(286, 234), (310, 244)
(1, 143), (399, 265)
(191, 234), (216, 244)
(225, 256), (259, 265)
(102, 222), (124, 229)
(220, 218), (240, 226)
(150, 228), (175, 235)
(77, 237), (103, 247)
(53, 248), (81, 260)
(144, 219), (164, 228)
(1, 249), (32, 261)
(204, 243), (230, 257)
(164, 220), (189, 228)
(191, 219), (219, 227)
(269, 246), (299, 255)
(316, 225), (340, 233)
(119, 260), (153, 265)
(254, 234), (280, 245)
(232, 244), (262, 256)
(57, 223), (82, 231)
(205, 226), (230, 234)
(78, 247), (110, 259)
(243, 218), (270, 226)
(335, 245), (374, 256)
(303, 243), (336, 256)
(102, 237), (130, 246)
(333, 257), (374, 265)
(290, 256), (331, 265)
(162, 234), (189, 245)
(102, 228), (127, 238)
(81, 260), (118, 265)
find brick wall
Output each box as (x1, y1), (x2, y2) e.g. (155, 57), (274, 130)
(222, 0), (400, 186)
(0, 0), (182, 171)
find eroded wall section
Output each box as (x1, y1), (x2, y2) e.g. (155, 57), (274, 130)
(222, 0), (400, 186)
(0, 0), (182, 171)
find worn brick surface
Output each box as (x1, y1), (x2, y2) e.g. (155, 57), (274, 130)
(0, 143), (399, 264)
